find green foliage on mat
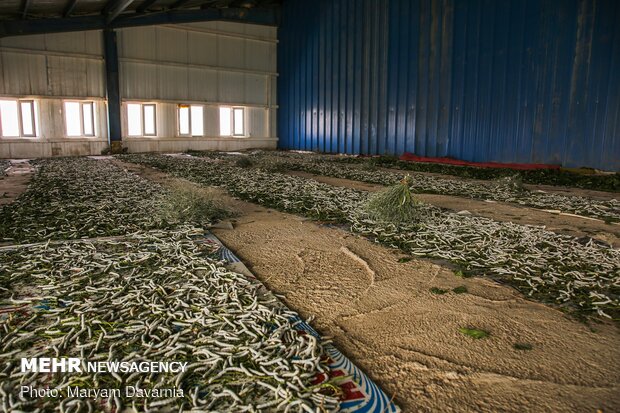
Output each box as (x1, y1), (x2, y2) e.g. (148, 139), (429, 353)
(337, 156), (620, 193)
(495, 174), (525, 192)
(158, 183), (233, 226)
(397, 257), (412, 263)
(460, 327), (490, 339)
(430, 287), (448, 295)
(235, 157), (255, 168)
(364, 175), (423, 223)
(361, 161), (378, 172)
(452, 285), (468, 294)
(0, 158), (169, 242)
(513, 342), (533, 351)
(257, 158), (288, 173)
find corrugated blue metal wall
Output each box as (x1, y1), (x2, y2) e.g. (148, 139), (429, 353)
(277, 0), (620, 171)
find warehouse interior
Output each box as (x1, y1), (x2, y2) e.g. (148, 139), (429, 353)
(0, 1), (619, 412)
(0, 1), (278, 157)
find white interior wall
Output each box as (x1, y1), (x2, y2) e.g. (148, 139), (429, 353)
(0, 98), (108, 158)
(118, 21), (277, 153)
(0, 31), (108, 157)
(0, 21), (278, 158)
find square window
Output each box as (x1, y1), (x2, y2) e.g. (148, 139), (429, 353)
(64, 101), (95, 137)
(0, 99), (39, 138)
(127, 103), (156, 137)
(179, 104), (204, 136)
(219, 107), (246, 137)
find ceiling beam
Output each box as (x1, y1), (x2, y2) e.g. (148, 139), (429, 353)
(198, 0), (222, 8)
(21, 0), (32, 19)
(63, 0), (80, 17)
(115, 6), (278, 27)
(103, 0), (135, 23)
(169, 0), (192, 10)
(0, 7), (279, 38)
(136, 0), (159, 13)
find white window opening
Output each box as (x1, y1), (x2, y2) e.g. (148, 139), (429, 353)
(179, 106), (190, 135)
(178, 104), (204, 136)
(143, 104), (156, 136)
(127, 104), (141, 136)
(127, 103), (157, 137)
(0, 99), (38, 138)
(190, 105), (204, 136)
(82, 102), (94, 136)
(219, 107), (231, 136)
(219, 106), (245, 137)
(64, 101), (95, 137)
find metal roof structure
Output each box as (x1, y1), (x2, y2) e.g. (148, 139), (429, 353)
(0, 0), (280, 37)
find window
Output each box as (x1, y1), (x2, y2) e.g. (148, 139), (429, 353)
(233, 108), (244, 136)
(179, 106), (190, 135)
(219, 106), (245, 137)
(191, 105), (204, 136)
(0, 99), (38, 138)
(127, 103), (157, 137)
(178, 104), (204, 136)
(219, 107), (231, 136)
(64, 101), (95, 137)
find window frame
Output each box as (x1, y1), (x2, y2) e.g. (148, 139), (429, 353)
(177, 104), (204, 137)
(177, 104), (191, 137)
(232, 107), (245, 137)
(81, 101), (95, 137)
(19, 100), (37, 137)
(219, 107), (232, 137)
(141, 103), (157, 137)
(64, 100), (96, 138)
(219, 106), (246, 138)
(126, 102), (157, 137)
(0, 98), (39, 139)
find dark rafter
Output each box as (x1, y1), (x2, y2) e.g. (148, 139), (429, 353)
(198, 0), (223, 9)
(21, 0), (32, 19)
(63, 0), (80, 17)
(62, 0), (78, 17)
(0, 7), (279, 38)
(169, 0), (193, 10)
(102, 0), (135, 23)
(136, 0), (160, 13)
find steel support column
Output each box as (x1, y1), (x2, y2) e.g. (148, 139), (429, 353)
(103, 28), (122, 151)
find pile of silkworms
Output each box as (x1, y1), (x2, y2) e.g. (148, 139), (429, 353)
(0, 159), (338, 412)
(0, 228), (338, 412)
(120, 153), (620, 320)
(0, 158), (169, 242)
(243, 152), (620, 222)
